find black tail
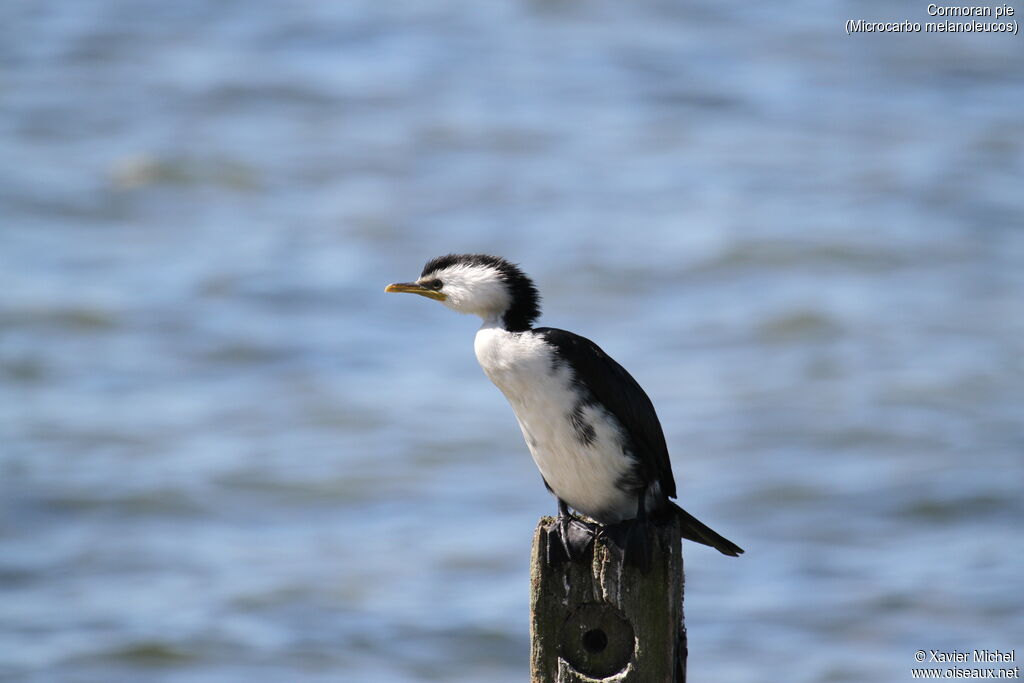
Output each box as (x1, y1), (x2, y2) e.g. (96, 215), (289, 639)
(671, 502), (744, 557)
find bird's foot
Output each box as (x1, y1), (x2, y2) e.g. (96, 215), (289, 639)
(546, 514), (596, 566)
(624, 516), (653, 573)
(600, 517), (653, 573)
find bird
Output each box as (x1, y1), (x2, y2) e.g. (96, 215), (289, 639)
(386, 253), (743, 567)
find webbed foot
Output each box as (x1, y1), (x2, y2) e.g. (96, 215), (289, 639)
(599, 514), (653, 573)
(622, 516), (652, 573)
(546, 500), (596, 566)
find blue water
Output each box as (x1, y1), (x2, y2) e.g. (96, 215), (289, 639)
(2, 1), (1023, 681)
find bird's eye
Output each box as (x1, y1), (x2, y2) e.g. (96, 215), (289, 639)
(427, 279), (443, 290)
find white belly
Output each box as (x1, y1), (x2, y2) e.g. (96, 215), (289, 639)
(474, 325), (637, 522)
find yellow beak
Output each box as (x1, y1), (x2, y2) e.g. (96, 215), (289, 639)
(385, 282), (447, 301)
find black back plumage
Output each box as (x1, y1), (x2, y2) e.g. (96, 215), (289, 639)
(413, 254), (742, 555)
(535, 327), (678, 502)
(538, 328), (742, 555)
(421, 253), (541, 332)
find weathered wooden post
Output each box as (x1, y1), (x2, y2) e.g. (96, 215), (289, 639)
(530, 515), (686, 683)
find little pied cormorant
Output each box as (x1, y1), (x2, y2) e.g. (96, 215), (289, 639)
(386, 254), (743, 567)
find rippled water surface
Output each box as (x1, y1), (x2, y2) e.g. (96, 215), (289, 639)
(2, 2), (1023, 681)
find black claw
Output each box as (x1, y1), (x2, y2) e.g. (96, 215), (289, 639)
(559, 513), (574, 561)
(547, 501), (596, 566)
(597, 494), (654, 573)
(547, 524), (569, 565)
(623, 517), (652, 573)
(598, 517), (652, 572)
(566, 518), (596, 557)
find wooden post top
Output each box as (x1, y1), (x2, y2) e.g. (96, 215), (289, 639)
(529, 516), (686, 683)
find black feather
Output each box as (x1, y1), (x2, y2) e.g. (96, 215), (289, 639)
(537, 327), (744, 556)
(413, 255), (743, 556)
(534, 327), (677, 502)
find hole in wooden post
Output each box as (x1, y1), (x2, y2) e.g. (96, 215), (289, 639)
(559, 603), (634, 678)
(582, 629), (607, 654)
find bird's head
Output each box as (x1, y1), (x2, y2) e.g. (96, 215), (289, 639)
(386, 254), (541, 331)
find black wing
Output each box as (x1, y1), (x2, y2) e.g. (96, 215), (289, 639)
(534, 327), (677, 499)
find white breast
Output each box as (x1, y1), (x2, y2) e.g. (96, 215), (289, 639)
(474, 323), (637, 522)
